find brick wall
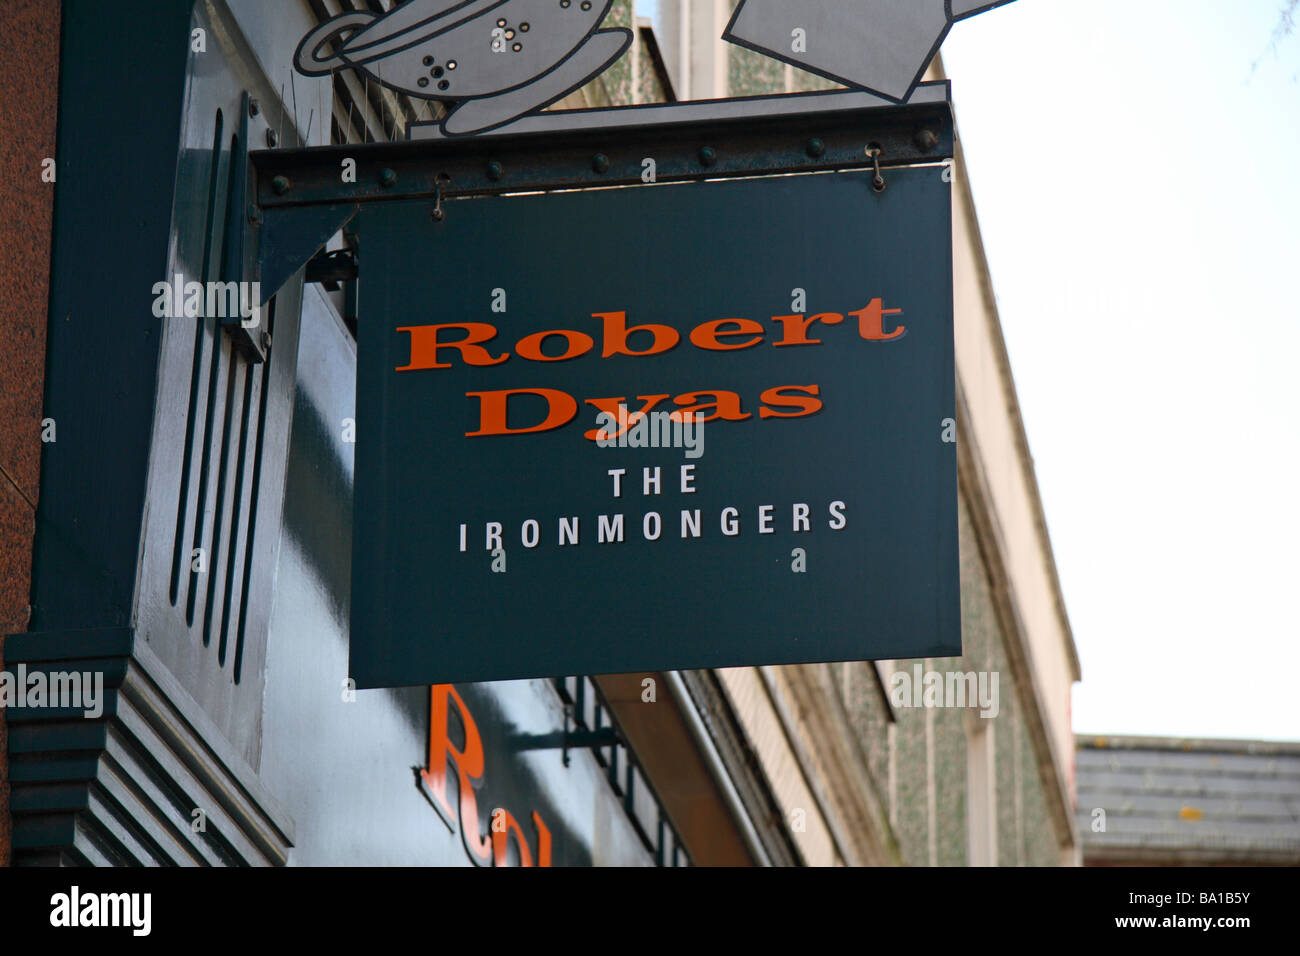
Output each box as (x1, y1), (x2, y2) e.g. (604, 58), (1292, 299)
(0, 0), (61, 866)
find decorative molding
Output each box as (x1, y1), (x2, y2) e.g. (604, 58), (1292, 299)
(758, 664), (902, 866)
(5, 627), (293, 866)
(670, 669), (803, 867)
(955, 377), (1079, 852)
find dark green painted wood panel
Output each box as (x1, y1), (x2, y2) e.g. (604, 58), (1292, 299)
(351, 165), (959, 686)
(31, 0), (196, 631)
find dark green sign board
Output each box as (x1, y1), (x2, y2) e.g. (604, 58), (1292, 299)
(352, 166), (957, 687)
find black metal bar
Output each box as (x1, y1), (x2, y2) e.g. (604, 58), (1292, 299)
(566, 728), (621, 749)
(249, 100), (953, 211)
(507, 728), (621, 752)
(304, 247), (358, 284)
(222, 91), (268, 362)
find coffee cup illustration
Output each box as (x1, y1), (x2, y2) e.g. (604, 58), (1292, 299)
(295, 0), (632, 136)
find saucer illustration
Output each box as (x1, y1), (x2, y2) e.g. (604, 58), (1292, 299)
(295, 0), (632, 136)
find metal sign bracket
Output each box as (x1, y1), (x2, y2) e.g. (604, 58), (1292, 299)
(246, 92), (954, 307)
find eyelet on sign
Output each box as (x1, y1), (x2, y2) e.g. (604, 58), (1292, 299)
(418, 77), (429, 87)
(447, 60), (457, 69)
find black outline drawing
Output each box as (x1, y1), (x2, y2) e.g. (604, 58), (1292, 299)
(294, 0), (1008, 139)
(294, 0), (632, 137)
(722, 0), (1018, 105)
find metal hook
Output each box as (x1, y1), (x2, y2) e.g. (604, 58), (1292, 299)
(866, 145), (886, 193)
(431, 172), (451, 222)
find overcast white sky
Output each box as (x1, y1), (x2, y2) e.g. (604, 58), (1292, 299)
(942, 1), (1300, 742)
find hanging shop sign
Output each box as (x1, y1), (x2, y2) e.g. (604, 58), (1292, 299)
(346, 162), (958, 687)
(257, 0), (1024, 685)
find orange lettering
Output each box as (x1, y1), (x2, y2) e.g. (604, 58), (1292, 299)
(672, 390), (751, 423)
(759, 384), (823, 418)
(466, 388), (578, 437)
(397, 323), (508, 370)
(595, 310), (680, 358)
(532, 811), (552, 867)
(422, 685), (492, 863)
(770, 313), (843, 347)
(515, 329), (595, 362)
(491, 809), (535, 867)
(851, 299), (905, 341)
(583, 394), (671, 441)
(689, 318), (764, 351)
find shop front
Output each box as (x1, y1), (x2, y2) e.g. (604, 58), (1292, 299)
(2, 0), (1080, 870)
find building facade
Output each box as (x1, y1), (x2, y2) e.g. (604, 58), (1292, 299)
(0, 0), (1080, 866)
